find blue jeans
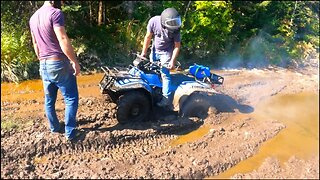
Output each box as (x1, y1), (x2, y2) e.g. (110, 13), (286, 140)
(150, 52), (172, 101)
(39, 59), (79, 139)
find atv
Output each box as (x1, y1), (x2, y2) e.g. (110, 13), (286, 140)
(99, 54), (224, 124)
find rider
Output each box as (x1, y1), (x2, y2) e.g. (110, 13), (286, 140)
(140, 7), (182, 108)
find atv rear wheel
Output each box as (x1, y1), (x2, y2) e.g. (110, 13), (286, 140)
(180, 93), (213, 119)
(116, 91), (151, 124)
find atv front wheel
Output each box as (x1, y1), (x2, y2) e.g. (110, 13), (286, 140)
(116, 91), (151, 124)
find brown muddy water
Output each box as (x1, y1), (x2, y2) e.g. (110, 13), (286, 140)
(212, 92), (319, 178)
(170, 125), (211, 147)
(1, 73), (104, 103)
(165, 91), (319, 179)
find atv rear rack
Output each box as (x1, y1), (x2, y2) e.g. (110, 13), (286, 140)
(99, 66), (131, 91)
(99, 66), (117, 92)
(207, 73), (224, 85)
(192, 73), (224, 85)
(99, 66), (144, 93)
(101, 66), (122, 76)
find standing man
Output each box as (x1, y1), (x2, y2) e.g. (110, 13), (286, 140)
(29, 1), (82, 141)
(140, 7), (182, 108)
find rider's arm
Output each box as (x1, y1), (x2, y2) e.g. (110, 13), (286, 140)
(54, 26), (81, 76)
(30, 31), (39, 59)
(141, 31), (153, 58)
(168, 41), (181, 69)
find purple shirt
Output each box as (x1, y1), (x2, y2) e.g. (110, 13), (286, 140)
(147, 16), (181, 54)
(29, 6), (67, 60)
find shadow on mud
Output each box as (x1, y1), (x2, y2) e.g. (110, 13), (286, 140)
(209, 93), (254, 114)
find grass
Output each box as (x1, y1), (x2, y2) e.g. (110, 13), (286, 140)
(1, 116), (33, 131)
(1, 119), (20, 131)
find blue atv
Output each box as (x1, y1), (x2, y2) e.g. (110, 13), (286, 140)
(99, 54), (224, 124)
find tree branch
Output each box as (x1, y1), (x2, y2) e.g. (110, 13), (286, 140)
(183, 1), (192, 20)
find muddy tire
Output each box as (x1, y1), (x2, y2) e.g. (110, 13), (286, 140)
(116, 91), (151, 124)
(180, 93), (212, 119)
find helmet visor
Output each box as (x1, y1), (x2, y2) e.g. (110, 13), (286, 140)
(164, 16), (182, 30)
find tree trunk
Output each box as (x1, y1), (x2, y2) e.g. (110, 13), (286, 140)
(127, 1), (134, 19)
(103, 2), (106, 24)
(104, 1), (109, 24)
(184, 1), (192, 19)
(89, 1), (92, 26)
(98, 0), (103, 26)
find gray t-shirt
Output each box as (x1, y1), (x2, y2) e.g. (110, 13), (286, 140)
(147, 16), (181, 55)
(29, 6), (68, 60)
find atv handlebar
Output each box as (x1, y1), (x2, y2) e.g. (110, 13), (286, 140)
(135, 53), (149, 61)
(133, 52), (181, 72)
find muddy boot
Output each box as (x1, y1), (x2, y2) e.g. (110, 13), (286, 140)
(51, 121), (65, 134)
(66, 129), (85, 142)
(156, 97), (169, 107)
(166, 105), (174, 112)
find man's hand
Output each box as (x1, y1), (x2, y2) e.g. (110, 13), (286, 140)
(167, 60), (175, 70)
(137, 53), (149, 61)
(71, 61), (81, 76)
(140, 52), (146, 57)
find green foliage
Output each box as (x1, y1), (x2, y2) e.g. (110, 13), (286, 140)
(1, 29), (38, 83)
(222, 1), (319, 67)
(265, 1), (319, 65)
(117, 19), (148, 54)
(1, 1), (319, 82)
(1, 116), (33, 131)
(1, 119), (19, 131)
(1, 1), (40, 82)
(182, 1), (234, 60)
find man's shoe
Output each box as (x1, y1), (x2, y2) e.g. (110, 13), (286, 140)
(51, 122), (65, 134)
(166, 104), (174, 111)
(156, 97), (169, 107)
(66, 129), (85, 142)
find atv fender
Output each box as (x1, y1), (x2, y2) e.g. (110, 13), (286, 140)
(172, 81), (217, 111)
(114, 78), (152, 93)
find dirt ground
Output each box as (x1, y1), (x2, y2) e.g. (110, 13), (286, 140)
(1, 58), (319, 179)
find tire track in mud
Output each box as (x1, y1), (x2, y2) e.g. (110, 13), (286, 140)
(2, 119), (202, 165)
(1, 96), (204, 178)
(1, 123), (201, 179)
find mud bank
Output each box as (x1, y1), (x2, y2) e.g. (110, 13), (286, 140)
(1, 64), (319, 179)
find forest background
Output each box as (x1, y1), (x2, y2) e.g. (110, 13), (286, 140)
(1, 1), (319, 83)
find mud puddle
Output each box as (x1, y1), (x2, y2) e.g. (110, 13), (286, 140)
(170, 125), (211, 146)
(1, 73), (104, 102)
(1, 73), (104, 122)
(212, 92), (319, 178)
